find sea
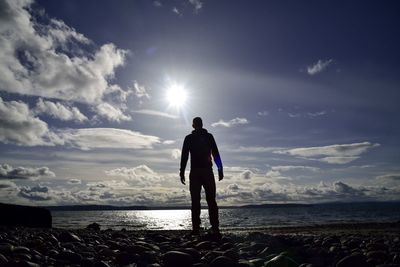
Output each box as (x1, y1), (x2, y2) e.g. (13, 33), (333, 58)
(51, 202), (400, 230)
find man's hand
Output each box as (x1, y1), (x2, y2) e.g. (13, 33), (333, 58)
(180, 171), (186, 185)
(218, 169), (224, 181)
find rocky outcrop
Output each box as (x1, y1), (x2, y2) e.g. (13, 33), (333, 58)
(0, 203), (52, 228)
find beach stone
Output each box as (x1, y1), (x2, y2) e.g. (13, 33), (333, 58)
(59, 231), (82, 243)
(0, 253), (8, 264)
(13, 246), (31, 254)
(223, 248), (240, 261)
(238, 259), (256, 267)
(367, 250), (389, 262)
(11, 260), (40, 267)
(0, 243), (13, 253)
(163, 251), (193, 267)
(248, 257), (265, 267)
(86, 222), (101, 231)
(193, 263), (211, 267)
(115, 251), (138, 265)
(264, 254), (299, 267)
(57, 250), (82, 263)
(93, 261), (111, 267)
(181, 248), (201, 262)
(211, 256), (236, 267)
(336, 253), (367, 267)
(196, 241), (213, 250)
(221, 242), (234, 250)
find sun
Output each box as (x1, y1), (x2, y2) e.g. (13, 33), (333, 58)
(166, 84), (187, 109)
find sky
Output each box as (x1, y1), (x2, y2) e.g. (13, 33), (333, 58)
(0, 0), (400, 206)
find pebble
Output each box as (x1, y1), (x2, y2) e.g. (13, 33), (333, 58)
(163, 250), (193, 267)
(210, 255), (236, 267)
(0, 224), (398, 267)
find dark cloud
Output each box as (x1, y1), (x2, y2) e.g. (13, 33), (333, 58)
(0, 163), (55, 180)
(18, 185), (52, 201)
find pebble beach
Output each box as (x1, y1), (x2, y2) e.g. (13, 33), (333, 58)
(0, 222), (399, 267)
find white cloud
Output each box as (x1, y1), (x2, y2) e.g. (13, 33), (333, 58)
(59, 128), (160, 150)
(275, 142), (380, 164)
(189, 0), (203, 12)
(377, 173), (400, 181)
(35, 98), (87, 122)
(288, 113), (301, 118)
(132, 80), (150, 99)
(0, 163), (55, 180)
(171, 149), (181, 160)
(211, 117), (249, 127)
(67, 178), (82, 184)
(257, 111), (269, 116)
(0, 0), (128, 104)
(226, 146), (279, 153)
(308, 111), (327, 117)
(105, 165), (161, 186)
(133, 109), (178, 119)
(307, 59), (333, 75)
(94, 103), (131, 122)
(0, 97), (62, 146)
(271, 165), (320, 172)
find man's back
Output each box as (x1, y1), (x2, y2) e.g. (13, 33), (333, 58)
(180, 128), (222, 170)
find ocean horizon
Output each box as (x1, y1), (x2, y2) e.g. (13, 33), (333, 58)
(51, 202), (400, 230)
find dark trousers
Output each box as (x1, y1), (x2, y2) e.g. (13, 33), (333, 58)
(189, 168), (219, 230)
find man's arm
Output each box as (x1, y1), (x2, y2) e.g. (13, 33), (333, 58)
(180, 136), (189, 184)
(210, 134), (224, 180)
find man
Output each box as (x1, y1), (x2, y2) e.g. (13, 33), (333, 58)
(180, 117), (223, 235)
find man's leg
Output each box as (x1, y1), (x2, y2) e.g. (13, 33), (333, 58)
(189, 170), (201, 231)
(203, 168), (219, 230)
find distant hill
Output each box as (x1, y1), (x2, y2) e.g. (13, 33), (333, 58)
(240, 203), (313, 209)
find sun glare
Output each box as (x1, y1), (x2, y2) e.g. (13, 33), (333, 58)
(167, 84), (187, 109)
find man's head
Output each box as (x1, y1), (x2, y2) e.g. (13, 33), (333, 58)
(192, 117), (203, 129)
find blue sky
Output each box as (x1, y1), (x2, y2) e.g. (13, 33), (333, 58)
(0, 0), (399, 206)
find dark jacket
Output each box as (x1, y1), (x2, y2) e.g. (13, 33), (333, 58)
(180, 128), (223, 172)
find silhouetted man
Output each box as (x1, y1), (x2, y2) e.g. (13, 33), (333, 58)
(180, 117), (223, 235)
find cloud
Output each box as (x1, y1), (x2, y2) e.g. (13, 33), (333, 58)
(35, 98), (88, 123)
(105, 165), (161, 186)
(288, 113), (301, 118)
(0, 97), (62, 146)
(0, 1), (127, 103)
(307, 59), (333, 75)
(132, 80), (150, 99)
(240, 170), (254, 180)
(132, 109), (178, 119)
(189, 0), (203, 12)
(0, 180), (17, 189)
(94, 103), (131, 122)
(18, 184), (52, 201)
(59, 128), (160, 150)
(0, 0), (128, 104)
(226, 146), (278, 153)
(274, 142), (380, 164)
(308, 111), (327, 117)
(0, 163), (55, 180)
(211, 117), (249, 127)
(257, 111), (269, 116)
(67, 178), (82, 184)
(171, 149), (181, 160)
(271, 165), (320, 172)
(377, 173), (400, 181)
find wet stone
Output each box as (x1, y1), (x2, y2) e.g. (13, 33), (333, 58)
(211, 256), (236, 267)
(163, 251), (193, 267)
(336, 253), (367, 267)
